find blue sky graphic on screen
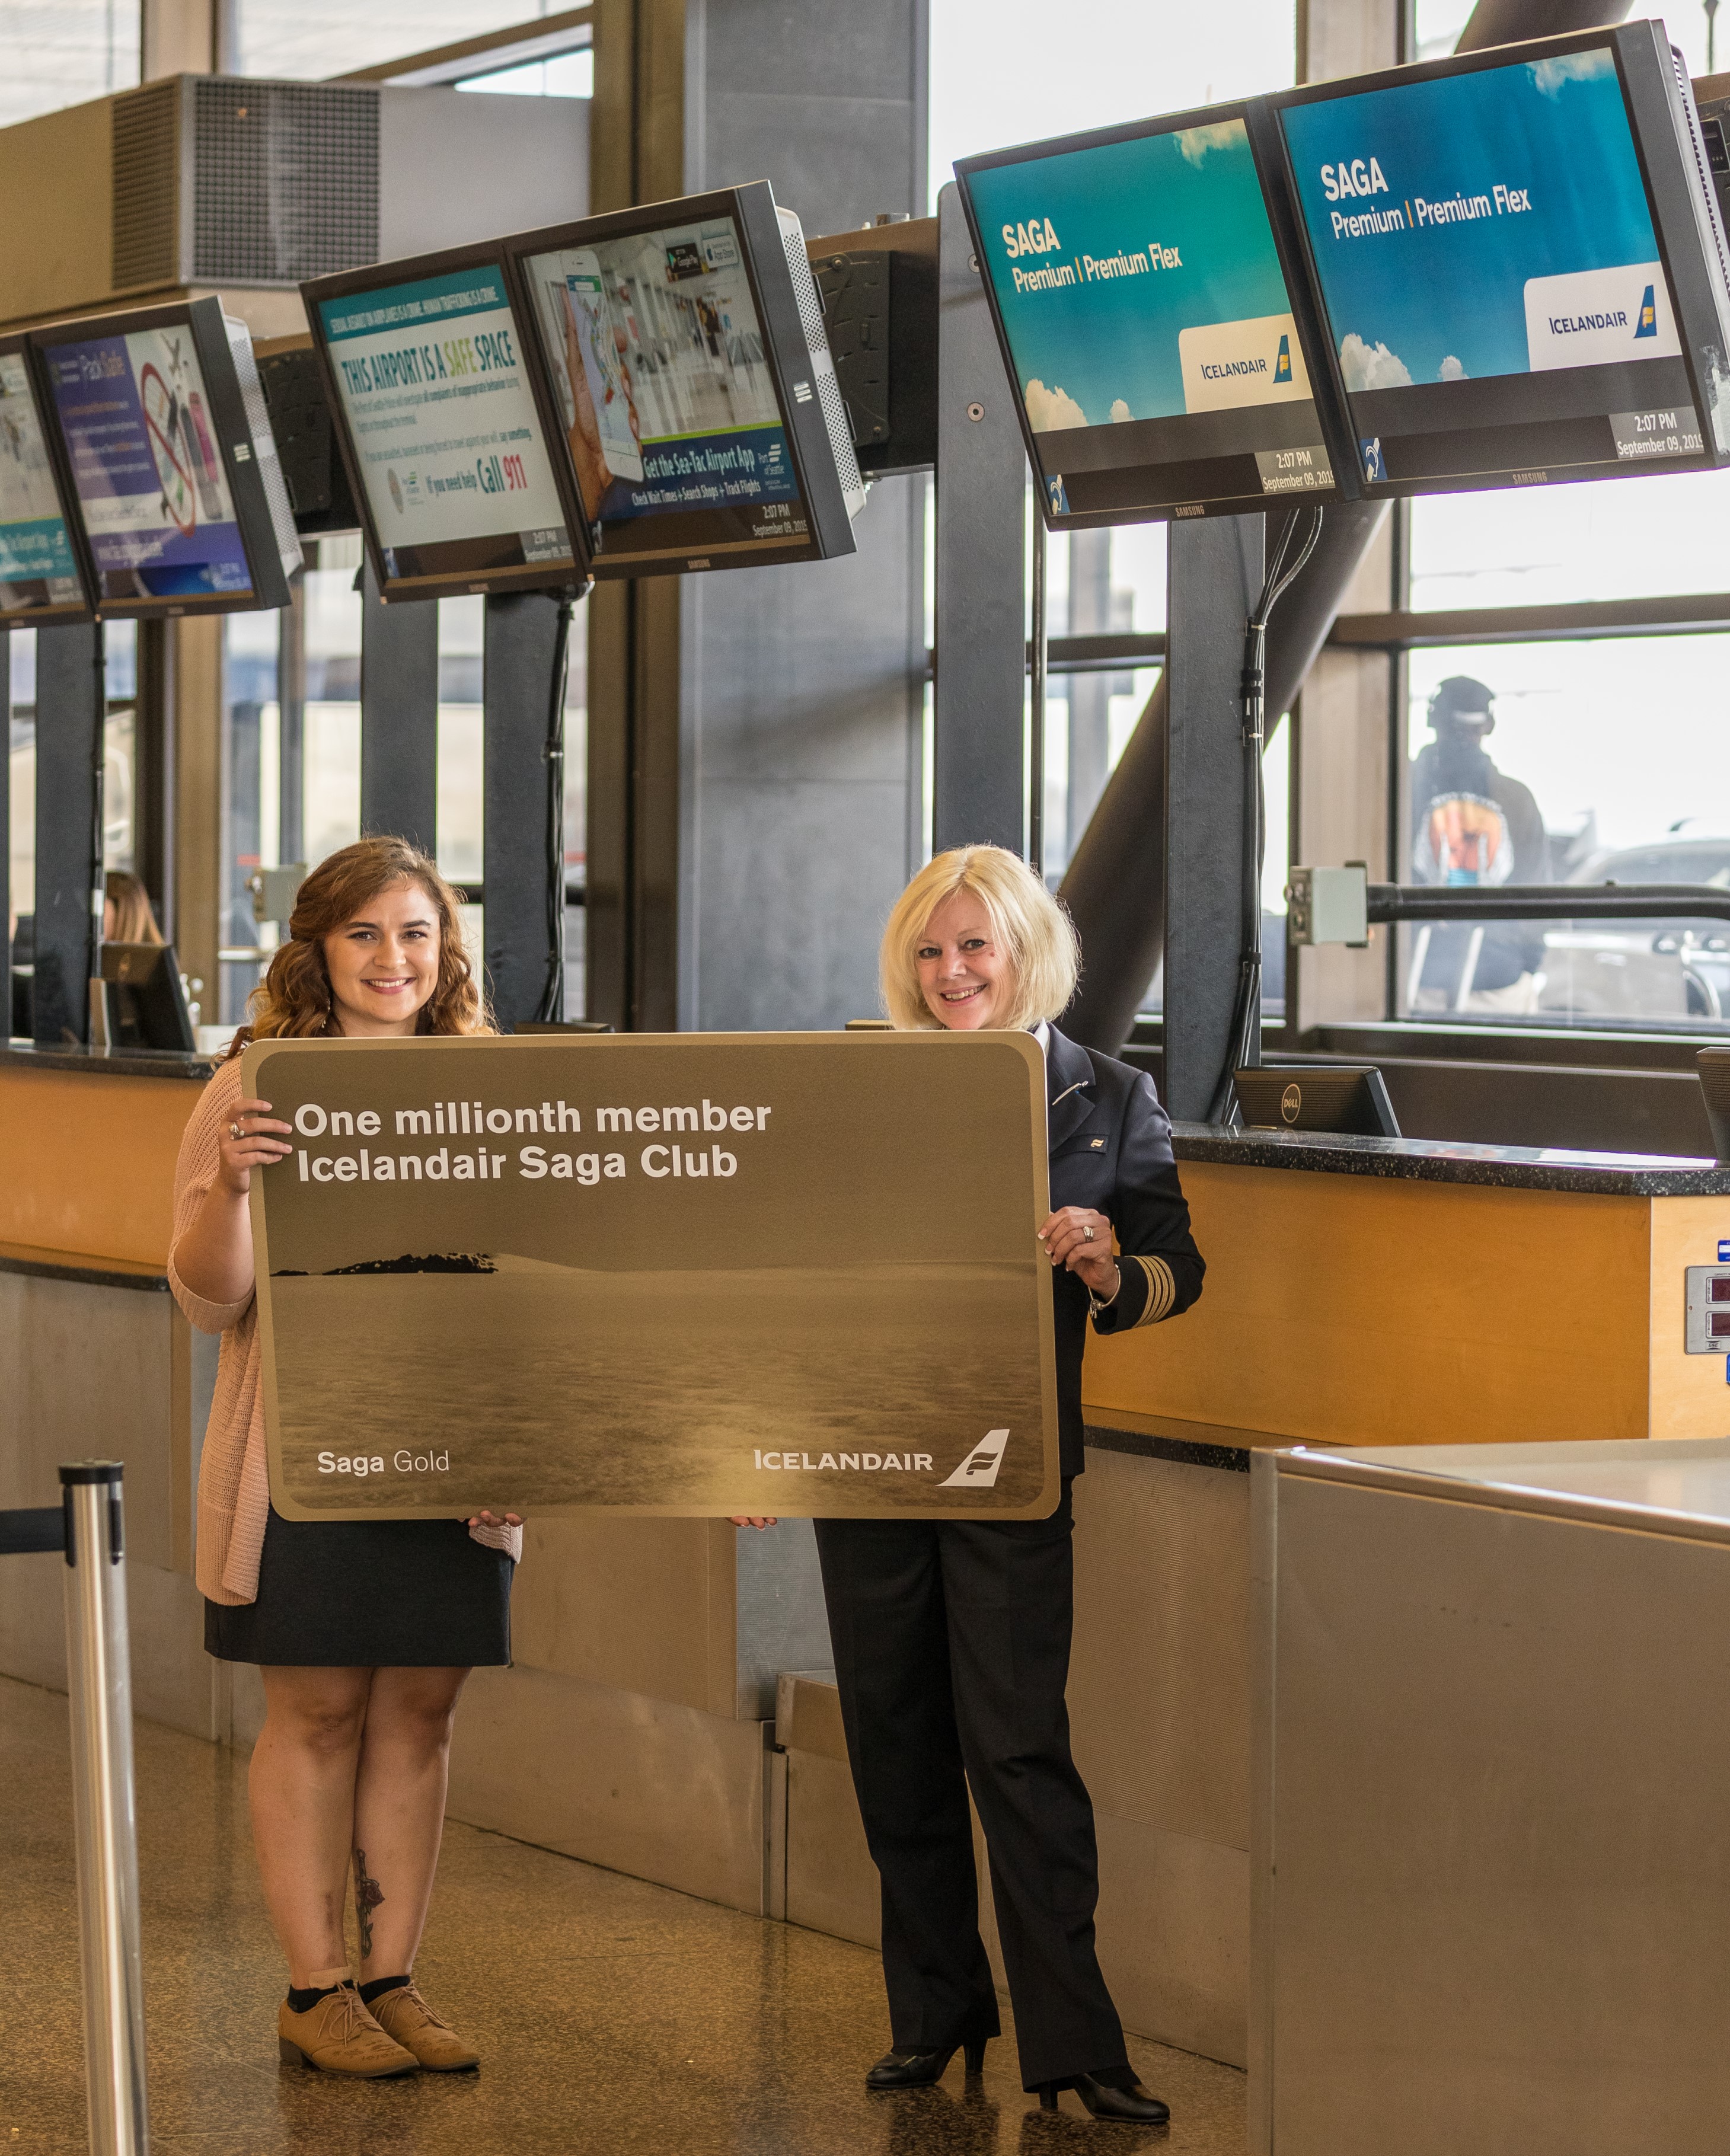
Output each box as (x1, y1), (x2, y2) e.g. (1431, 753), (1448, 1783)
(1281, 48), (1673, 393)
(966, 120), (1311, 434)
(43, 326), (251, 599)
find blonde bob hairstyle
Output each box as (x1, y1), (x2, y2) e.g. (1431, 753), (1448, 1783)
(225, 835), (491, 1057)
(880, 845), (1080, 1031)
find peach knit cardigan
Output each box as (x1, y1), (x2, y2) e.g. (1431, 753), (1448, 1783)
(170, 1056), (522, 1605)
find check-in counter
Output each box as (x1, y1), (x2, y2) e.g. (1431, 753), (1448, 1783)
(1252, 1436), (1730, 2155)
(778, 1125), (1730, 2068)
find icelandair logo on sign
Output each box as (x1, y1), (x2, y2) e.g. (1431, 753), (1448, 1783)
(1524, 262), (1680, 369)
(1179, 313), (1310, 413)
(748, 1429), (1013, 1485)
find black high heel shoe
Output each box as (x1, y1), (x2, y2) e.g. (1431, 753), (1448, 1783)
(865, 2038), (989, 2090)
(1038, 2072), (1170, 2123)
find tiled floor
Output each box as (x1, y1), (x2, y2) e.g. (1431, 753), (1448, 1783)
(0, 1673), (1247, 2154)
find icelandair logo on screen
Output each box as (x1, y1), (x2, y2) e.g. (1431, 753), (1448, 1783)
(1179, 314), (1310, 412)
(1524, 262), (1680, 369)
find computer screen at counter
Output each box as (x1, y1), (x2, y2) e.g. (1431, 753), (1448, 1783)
(957, 107), (1343, 527)
(1273, 25), (1730, 498)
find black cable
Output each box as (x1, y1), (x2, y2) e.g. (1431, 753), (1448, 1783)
(1205, 503), (1324, 1126)
(532, 594), (576, 1025)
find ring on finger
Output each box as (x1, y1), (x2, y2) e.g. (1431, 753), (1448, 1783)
(1082, 1223), (1095, 1241)
(228, 1121), (242, 1141)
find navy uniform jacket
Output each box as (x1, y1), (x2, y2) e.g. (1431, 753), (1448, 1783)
(1044, 1025), (1204, 1477)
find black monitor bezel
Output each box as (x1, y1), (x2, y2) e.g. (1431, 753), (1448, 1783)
(1267, 21), (1730, 503)
(499, 181), (857, 580)
(0, 331), (97, 625)
(954, 100), (1356, 531)
(29, 296), (293, 620)
(301, 236), (593, 605)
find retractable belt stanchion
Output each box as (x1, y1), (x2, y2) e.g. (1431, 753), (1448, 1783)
(58, 1462), (150, 2156)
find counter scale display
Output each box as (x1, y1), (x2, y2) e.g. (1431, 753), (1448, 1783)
(0, 338), (90, 621)
(244, 1030), (1058, 1520)
(509, 183), (864, 576)
(957, 108), (1343, 525)
(307, 251), (582, 601)
(1274, 24), (1730, 495)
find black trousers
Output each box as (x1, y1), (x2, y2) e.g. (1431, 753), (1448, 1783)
(814, 1488), (1129, 2091)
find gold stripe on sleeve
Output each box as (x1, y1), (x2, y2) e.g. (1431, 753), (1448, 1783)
(1130, 1255), (1175, 1328)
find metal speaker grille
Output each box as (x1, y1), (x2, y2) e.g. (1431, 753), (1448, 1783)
(192, 79), (378, 286)
(777, 208), (867, 520)
(112, 81), (183, 290)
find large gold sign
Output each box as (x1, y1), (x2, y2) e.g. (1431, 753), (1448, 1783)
(244, 1031), (1059, 1521)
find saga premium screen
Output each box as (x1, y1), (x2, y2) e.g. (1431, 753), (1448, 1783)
(960, 115), (1338, 524)
(1279, 44), (1707, 493)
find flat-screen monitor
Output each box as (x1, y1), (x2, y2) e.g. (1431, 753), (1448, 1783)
(1272, 23), (1730, 498)
(505, 182), (866, 577)
(31, 298), (299, 617)
(101, 941), (196, 1052)
(956, 106), (1346, 526)
(1235, 1064), (1400, 1138)
(302, 244), (586, 601)
(0, 335), (93, 622)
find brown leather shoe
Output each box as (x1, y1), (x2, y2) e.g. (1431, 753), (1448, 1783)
(277, 1978), (419, 2077)
(368, 1982), (480, 2071)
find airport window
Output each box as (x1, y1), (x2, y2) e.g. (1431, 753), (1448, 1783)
(219, 608), (282, 1024)
(0, 0), (139, 130)
(231, 2), (564, 82)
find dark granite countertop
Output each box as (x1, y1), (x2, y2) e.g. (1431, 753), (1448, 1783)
(1170, 1120), (1730, 1195)
(1, 1041), (216, 1082)
(0, 1238), (169, 1291)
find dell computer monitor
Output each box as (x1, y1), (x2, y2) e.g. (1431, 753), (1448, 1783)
(101, 941), (196, 1053)
(506, 183), (865, 578)
(32, 298), (299, 617)
(302, 244), (586, 602)
(1235, 1063), (1400, 1138)
(0, 335), (93, 622)
(1272, 22), (1730, 499)
(956, 106), (1347, 526)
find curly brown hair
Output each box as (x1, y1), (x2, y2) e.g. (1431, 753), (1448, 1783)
(225, 836), (491, 1056)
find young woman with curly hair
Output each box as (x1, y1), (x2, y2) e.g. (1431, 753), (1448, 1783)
(169, 837), (522, 2078)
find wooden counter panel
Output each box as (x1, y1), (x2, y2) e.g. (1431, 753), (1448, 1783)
(0, 1068), (199, 1266)
(1084, 1163), (1652, 1448)
(1648, 1195), (1730, 1440)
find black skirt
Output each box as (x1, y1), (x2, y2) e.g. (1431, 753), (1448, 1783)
(205, 1508), (513, 1668)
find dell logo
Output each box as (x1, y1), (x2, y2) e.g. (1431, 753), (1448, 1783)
(1281, 1083), (1302, 1124)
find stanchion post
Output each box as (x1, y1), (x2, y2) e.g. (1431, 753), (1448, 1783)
(59, 1461), (149, 2156)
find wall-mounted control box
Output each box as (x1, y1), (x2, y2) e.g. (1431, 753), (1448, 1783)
(1683, 1266), (1730, 1352)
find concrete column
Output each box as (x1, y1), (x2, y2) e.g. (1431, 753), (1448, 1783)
(586, 0), (928, 1033)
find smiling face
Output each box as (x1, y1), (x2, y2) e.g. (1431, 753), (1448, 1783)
(915, 888), (1015, 1030)
(321, 879), (442, 1037)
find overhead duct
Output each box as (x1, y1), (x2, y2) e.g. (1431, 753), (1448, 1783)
(1057, 0), (1638, 1055)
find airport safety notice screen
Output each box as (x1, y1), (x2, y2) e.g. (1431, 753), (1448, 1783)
(0, 354), (83, 614)
(963, 117), (1335, 521)
(522, 215), (812, 566)
(42, 323), (253, 604)
(1280, 46), (1702, 490)
(315, 265), (576, 588)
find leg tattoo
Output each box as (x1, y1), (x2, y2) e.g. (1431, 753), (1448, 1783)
(353, 1847), (384, 1960)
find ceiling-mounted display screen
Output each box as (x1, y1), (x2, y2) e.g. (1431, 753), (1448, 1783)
(1273, 24), (1730, 496)
(507, 181), (863, 577)
(0, 337), (91, 622)
(956, 108), (1346, 526)
(304, 250), (584, 602)
(33, 298), (298, 617)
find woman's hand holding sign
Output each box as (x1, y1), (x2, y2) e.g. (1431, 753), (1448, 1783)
(1038, 1205), (1121, 1304)
(216, 1098), (294, 1195)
